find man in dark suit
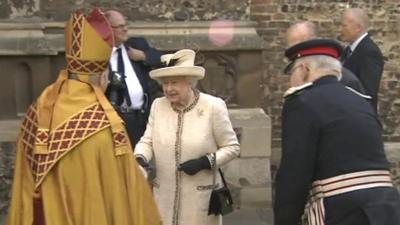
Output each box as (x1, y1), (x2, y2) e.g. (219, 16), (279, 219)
(105, 10), (163, 147)
(286, 21), (367, 95)
(274, 39), (400, 225)
(340, 8), (384, 113)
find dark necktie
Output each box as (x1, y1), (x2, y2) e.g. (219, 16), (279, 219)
(341, 46), (352, 63)
(117, 47), (132, 106)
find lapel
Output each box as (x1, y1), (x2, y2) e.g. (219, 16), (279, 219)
(122, 44), (148, 92)
(349, 35), (370, 60)
(343, 35), (370, 68)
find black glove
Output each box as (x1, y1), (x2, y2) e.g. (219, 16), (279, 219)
(178, 156), (211, 176)
(136, 157), (149, 168)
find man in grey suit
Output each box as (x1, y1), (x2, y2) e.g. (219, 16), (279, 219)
(340, 8), (384, 113)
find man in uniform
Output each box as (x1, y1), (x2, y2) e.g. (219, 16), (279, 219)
(274, 39), (400, 225)
(7, 8), (161, 225)
(286, 21), (367, 96)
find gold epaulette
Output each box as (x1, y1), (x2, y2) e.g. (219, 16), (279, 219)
(283, 82), (313, 98)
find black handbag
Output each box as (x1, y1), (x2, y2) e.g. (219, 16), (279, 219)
(208, 154), (233, 216)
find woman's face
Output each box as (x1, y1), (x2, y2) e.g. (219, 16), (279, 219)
(161, 76), (193, 106)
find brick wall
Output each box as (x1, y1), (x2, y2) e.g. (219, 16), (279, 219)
(250, 0), (400, 154)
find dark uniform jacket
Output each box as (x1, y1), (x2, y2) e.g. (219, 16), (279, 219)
(343, 35), (384, 112)
(340, 68), (366, 94)
(274, 75), (400, 225)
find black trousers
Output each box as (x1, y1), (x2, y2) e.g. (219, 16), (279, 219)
(117, 110), (147, 149)
(324, 187), (400, 225)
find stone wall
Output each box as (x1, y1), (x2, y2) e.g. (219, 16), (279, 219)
(0, 21), (264, 119)
(386, 143), (400, 192)
(228, 108), (272, 208)
(0, 142), (15, 217)
(0, 0), (250, 21)
(249, 1), (400, 165)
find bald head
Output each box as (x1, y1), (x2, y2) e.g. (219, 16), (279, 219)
(104, 10), (128, 46)
(104, 10), (122, 22)
(344, 8), (370, 30)
(286, 21), (318, 48)
(340, 8), (370, 43)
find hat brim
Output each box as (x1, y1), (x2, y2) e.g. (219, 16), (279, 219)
(285, 39), (343, 59)
(149, 66), (205, 81)
(283, 39), (344, 76)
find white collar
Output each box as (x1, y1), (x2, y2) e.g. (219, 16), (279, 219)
(345, 86), (372, 99)
(350, 32), (368, 51)
(284, 82), (313, 98)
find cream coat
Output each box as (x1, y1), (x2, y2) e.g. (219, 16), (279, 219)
(135, 93), (240, 225)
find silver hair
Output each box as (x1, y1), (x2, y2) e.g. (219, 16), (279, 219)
(296, 55), (342, 77)
(159, 76), (198, 88)
(185, 76), (199, 88)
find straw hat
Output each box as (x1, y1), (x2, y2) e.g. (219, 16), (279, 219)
(149, 49), (205, 82)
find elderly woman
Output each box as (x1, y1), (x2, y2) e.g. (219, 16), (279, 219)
(134, 49), (240, 225)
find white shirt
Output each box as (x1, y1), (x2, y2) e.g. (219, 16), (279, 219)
(109, 45), (144, 109)
(350, 32), (368, 52)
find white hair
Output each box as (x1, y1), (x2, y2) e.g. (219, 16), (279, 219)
(296, 55), (342, 77)
(185, 76), (199, 88)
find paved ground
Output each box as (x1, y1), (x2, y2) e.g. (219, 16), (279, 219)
(0, 120), (20, 142)
(224, 208), (272, 225)
(1, 208), (273, 225)
(0, 215), (4, 225)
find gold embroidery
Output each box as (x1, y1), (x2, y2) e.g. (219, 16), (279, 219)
(21, 103), (111, 189)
